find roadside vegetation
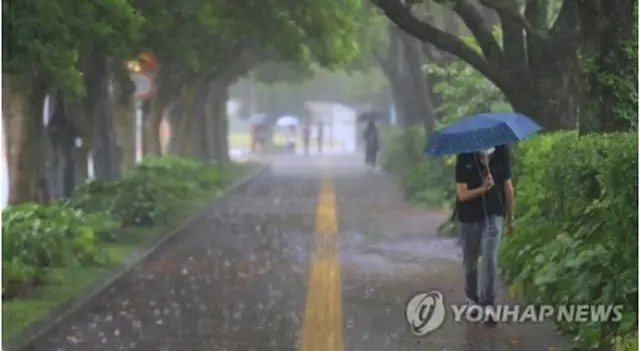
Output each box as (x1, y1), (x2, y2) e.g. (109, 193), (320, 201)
(3, 0), (368, 342)
(2, 156), (256, 341)
(379, 24), (637, 351)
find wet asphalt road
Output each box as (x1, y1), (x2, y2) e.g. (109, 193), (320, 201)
(21, 154), (569, 351)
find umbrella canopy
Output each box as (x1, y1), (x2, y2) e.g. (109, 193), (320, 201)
(247, 113), (267, 125)
(424, 112), (542, 157)
(357, 111), (386, 123)
(276, 116), (299, 127)
(247, 113), (267, 126)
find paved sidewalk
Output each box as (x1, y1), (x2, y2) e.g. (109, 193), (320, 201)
(20, 154), (569, 351)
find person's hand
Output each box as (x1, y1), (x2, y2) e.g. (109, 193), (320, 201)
(506, 219), (515, 236)
(482, 174), (494, 191)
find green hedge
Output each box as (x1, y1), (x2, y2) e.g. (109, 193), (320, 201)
(381, 127), (638, 350)
(380, 126), (455, 210)
(2, 156), (228, 300)
(500, 131), (638, 350)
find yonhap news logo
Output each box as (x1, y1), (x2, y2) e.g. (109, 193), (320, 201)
(405, 290), (624, 336)
(405, 291), (447, 336)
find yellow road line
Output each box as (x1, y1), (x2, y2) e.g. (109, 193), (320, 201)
(300, 158), (343, 351)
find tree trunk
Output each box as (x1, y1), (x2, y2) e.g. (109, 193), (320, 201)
(168, 82), (199, 157)
(114, 91), (136, 171)
(401, 31), (436, 134)
(502, 51), (580, 131)
(68, 99), (90, 184)
(84, 55), (120, 180)
(45, 92), (78, 199)
(193, 79), (211, 162)
(577, 0), (637, 133)
(3, 76), (50, 204)
(379, 25), (433, 128)
(208, 78), (231, 162)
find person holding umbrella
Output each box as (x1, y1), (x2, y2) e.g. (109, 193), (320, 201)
(248, 114), (266, 153)
(286, 125), (297, 153)
(363, 120), (380, 169)
(454, 145), (514, 324)
(277, 116), (299, 153)
(424, 112), (542, 325)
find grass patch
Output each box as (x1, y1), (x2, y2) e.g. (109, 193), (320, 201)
(228, 132), (343, 149)
(228, 133), (287, 148)
(2, 162), (259, 342)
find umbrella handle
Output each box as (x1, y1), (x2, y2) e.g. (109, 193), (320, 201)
(474, 153), (491, 177)
(483, 153), (490, 172)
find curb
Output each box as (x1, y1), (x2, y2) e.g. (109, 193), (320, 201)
(6, 163), (270, 351)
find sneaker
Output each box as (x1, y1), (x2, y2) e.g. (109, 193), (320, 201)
(465, 298), (482, 320)
(483, 305), (498, 327)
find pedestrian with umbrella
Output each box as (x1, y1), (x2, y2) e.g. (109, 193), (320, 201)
(363, 120), (380, 169)
(247, 114), (266, 153)
(424, 112), (542, 326)
(277, 116), (299, 153)
(357, 111), (386, 123)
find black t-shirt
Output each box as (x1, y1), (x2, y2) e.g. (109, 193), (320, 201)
(455, 146), (511, 223)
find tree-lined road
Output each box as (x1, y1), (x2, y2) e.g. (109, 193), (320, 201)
(21, 155), (568, 351)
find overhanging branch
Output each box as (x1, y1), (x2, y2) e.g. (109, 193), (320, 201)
(478, 0), (551, 41)
(443, 0), (505, 63)
(371, 0), (498, 82)
(209, 43), (275, 85)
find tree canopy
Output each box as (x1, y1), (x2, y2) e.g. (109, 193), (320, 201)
(371, 0), (638, 132)
(2, 0), (372, 204)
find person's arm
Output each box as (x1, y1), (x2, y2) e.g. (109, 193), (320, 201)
(455, 156), (490, 202)
(456, 183), (489, 201)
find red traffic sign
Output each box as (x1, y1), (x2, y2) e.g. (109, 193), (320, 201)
(138, 52), (159, 72)
(131, 73), (154, 100)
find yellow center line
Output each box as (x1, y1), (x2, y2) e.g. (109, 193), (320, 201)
(300, 157), (344, 351)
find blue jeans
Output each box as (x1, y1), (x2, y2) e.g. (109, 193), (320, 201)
(459, 215), (502, 306)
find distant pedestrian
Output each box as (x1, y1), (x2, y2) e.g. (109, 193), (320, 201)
(286, 125), (296, 153)
(316, 122), (324, 153)
(301, 124), (310, 155)
(250, 125), (258, 153)
(455, 145), (514, 326)
(363, 121), (380, 169)
(255, 125), (266, 153)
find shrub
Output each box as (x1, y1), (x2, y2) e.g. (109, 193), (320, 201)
(71, 156), (225, 227)
(500, 131), (638, 349)
(3, 156), (230, 300)
(2, 203), (113, 298)
(400, 157), (454, 208)
(382, 126), (638, 348)
(379, 126), (426, 176)
(69, 180), (121, 229)
(380, 126), (454, 209)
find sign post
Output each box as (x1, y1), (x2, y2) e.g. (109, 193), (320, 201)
(126, 52), (159, 163)
(131, 73), (153, 163)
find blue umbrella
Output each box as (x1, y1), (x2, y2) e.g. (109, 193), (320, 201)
(424, 112), (542, 157)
